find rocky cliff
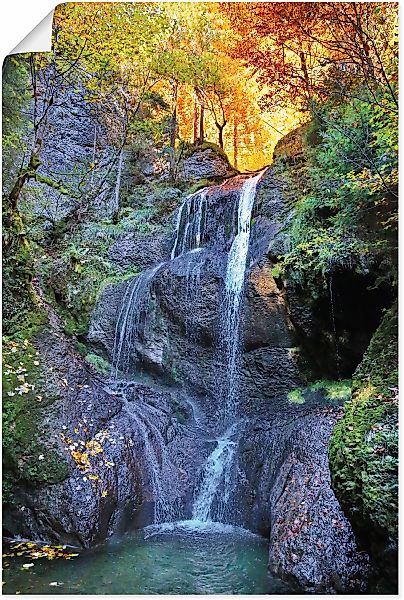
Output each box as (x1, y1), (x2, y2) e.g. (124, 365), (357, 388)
(4, 159), (374, 593)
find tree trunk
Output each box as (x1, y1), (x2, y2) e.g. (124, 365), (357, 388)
(216, 122), (226, 149)
(170, 104), (177, 151)
(113, 149), (123, 222)
(193, 94), (199, 144)
(169, 81), (179, 180)
(233, 115), (238, 170)
(199, 105), (205, 143)
(299, 50), (311, 102)
(7, 147), (41, 216)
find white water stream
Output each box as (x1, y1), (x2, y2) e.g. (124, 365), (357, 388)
(111, 172), (264, 530)
(222, 171), (264, 418)
(111, 263), (162, 378)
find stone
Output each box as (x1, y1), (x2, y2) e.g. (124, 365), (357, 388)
(179, 147), (236, 182)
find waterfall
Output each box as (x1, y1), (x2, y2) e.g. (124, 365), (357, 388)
(109, 171), (264, 530)
(131, 411), (178, 524)
(192, 422), (241, 523)
(171, 188), (208, 259)
(188, 173), (263, 527)
(123, 396), (181, 524)
(222, 171), (264, 418)
(111, 263), (162, 378)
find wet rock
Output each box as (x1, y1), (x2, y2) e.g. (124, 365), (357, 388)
(3, 329), (208, 548)
(89, 172), (302, 416)
(108, 231), (171, 273)
(244, 259), (294, 350)
(88, 281), (127, 357)
(237, 408), (369, 593)
(267, 409), (369, 593)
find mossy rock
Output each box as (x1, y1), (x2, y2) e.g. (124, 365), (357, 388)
(287, 379), (351, 406)
(3, 316), (69, 503)
(85, 352), (110, 375)
(181, 141), (230, 163)
(329, 303), (398, 542)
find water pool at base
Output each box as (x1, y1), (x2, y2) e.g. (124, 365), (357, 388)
(3, 522), (293, 595)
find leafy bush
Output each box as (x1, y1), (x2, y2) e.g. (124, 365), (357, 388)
(273, 87), (398, 295)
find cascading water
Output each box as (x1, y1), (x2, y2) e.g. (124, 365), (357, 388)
(190, 172), (264, 527)
(111, 263), (162, 378)
(192, 422), (242, 523)
(221, 171), (265, 419)
(122, 396), (181, 524)
(110, 172), (264, 530)
(171, 188), (208, 259)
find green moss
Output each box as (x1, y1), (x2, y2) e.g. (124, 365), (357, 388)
(38, 182), (185, 341)
(2, 217), (37, 336)
(123, 183), (183, 220)
(329, 303), (398, 541)
(186, 178), (213, 195)
(85, 352), (110, 375)
(3, 320), (69, 503)
(309, 379), (351, 402)
(287, 379), (351, 406)
(181, 140), (230, 163)
(39, 219), (141, 338)
(287, 388), (305, 404)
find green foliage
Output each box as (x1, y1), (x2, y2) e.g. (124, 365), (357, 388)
(329, 303), (398, 541)
(2, 55), (31, 195)
(34, 178), (183, 340)
(39, 217), (140, 337)
(287, 388), (305, 404)
(271, 265), (283, 279)
(274, 87), (397, 295)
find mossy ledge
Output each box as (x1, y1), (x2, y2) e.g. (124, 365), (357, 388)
(329, 302), (398, 591)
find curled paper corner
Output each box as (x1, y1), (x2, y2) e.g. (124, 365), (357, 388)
(10, 10), (54, 55)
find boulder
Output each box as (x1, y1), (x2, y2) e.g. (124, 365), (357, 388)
(179, 146), (236, 182)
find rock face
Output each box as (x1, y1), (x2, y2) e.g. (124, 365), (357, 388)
(5, 167), (369, 593)
(179, 146), (237, 181)
(234, 407), (369, 592)
(89, 172), (301, 419)
(3, 329), (208, 548)
(25, 83), (119, 222)
(108, 231), (171, 273)
(266, 409), (368, 593)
